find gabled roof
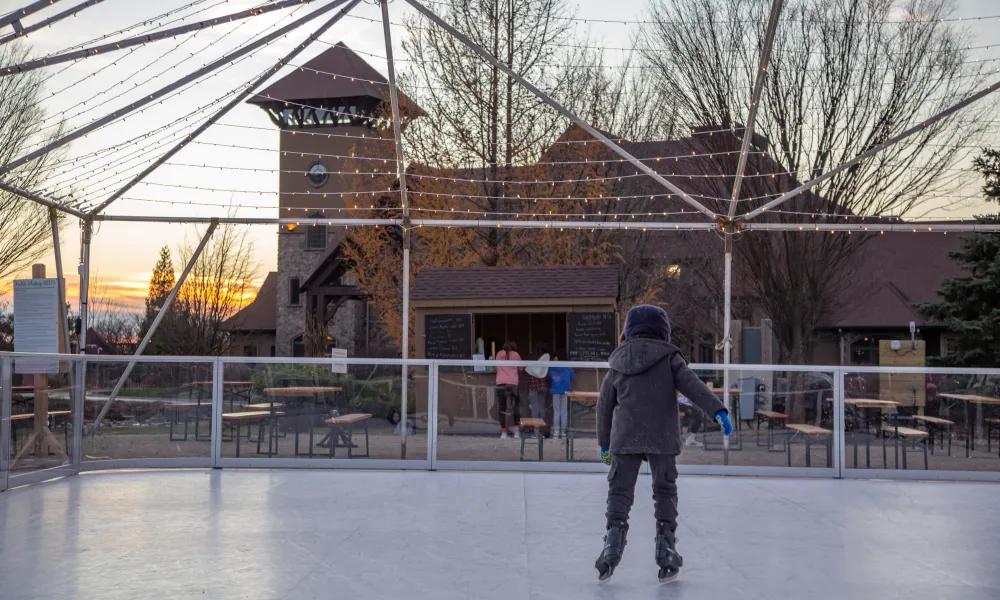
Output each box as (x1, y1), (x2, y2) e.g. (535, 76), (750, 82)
(411, 266), (620, 301)
(223, 272), (278, 332)
(820, 232), (966, 329)
(248, 42), (423, 116)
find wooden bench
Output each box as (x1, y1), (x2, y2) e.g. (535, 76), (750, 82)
(222, 411), (285, 457)
(784, 424), (832, 468)
(880, 425), (929, 470)
(912, 415), (955, 457)
(754, 411), (788, 451)
(519, 418), (548, 461)
(322, 413), (372, 459)
(164, 402), (212, 442)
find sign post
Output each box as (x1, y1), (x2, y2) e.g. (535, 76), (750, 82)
(12, 264), (68, 464)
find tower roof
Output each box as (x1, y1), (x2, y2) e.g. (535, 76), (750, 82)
(247, 42), (423, 117)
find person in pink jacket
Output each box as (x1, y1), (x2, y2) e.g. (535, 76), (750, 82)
(495, 341), (522, 439)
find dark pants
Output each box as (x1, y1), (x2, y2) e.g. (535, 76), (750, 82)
(683, 409), (705, 434)
(498, 384), (521, 430)
(606, 454), (679, 531)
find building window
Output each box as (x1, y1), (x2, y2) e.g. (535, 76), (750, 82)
(305, 213), (327, 250)
(270, 345), (277, 357)
(289, 277), (301, 306)
(243, 344), (258, 357)
(292, 336), (305, 357)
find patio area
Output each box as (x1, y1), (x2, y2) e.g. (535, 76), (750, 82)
(1, 470), (998, 599)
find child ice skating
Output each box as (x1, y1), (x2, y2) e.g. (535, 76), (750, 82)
(594, 304), (733, 583)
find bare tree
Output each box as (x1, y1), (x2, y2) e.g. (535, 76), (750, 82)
(150, 223), (258, 356)
(0, 41), (67, 285)
(637, 0), (994, 382)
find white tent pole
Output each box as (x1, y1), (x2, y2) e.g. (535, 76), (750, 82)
(727, 0), (783, 219)
(722, 236), (733, 464)
(88, 221), (218, 434)
(381, 0), (410, 459)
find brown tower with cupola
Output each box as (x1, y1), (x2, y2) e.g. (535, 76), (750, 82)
(248, 42), (423, 356)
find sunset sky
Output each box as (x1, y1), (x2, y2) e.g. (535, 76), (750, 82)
(2, 0), (998, 312)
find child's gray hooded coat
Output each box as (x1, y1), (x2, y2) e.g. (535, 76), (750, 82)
(597, 337), (725, 455)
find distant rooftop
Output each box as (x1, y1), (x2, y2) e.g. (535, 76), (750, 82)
(247, 42), (423, 117)
(411, 266), (620, 302)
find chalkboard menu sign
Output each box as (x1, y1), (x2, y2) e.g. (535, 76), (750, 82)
(567, 312), (617, 361)
(425, 314), (473, 359)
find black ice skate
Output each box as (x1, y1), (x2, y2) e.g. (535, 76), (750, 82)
(655, 521), (683, 583)
(595, 520), (629, 582)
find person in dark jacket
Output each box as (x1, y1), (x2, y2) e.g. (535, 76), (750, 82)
(594, 304), (733, 583)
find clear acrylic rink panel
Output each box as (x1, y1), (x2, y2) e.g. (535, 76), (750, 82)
(1, 470), (999, 600)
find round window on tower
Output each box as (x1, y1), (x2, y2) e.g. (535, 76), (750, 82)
(305, 161), (329, 188)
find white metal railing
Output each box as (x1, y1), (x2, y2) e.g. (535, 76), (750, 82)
(1, 351), (999, 491)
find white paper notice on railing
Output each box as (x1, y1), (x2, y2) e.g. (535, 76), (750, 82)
(13, 278), (60, 374)
(330, 348), (348, 374)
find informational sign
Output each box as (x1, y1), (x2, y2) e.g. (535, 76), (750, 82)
(330, 348), (348, 374)
(567, 312), (617, 362)
(424, 314), (472, 360)
(13, 278), (61, 374)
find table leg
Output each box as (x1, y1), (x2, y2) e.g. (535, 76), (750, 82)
(826, 437), (832, 468)
(538, 429), (544, 461)
(965, 402), (971, 458)
(787, 437), (792, 467)
(901, 435), (908, 470)
(235, 422), (241, 458)
(805, 435), (812, 467)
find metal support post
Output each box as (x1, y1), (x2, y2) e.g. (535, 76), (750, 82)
(744, 77), (1000, 220)
(1, 357), (11, 492)
(722, 235), (733, 464)
(428, 362), (438, 470)
(0, 0), (104, 46)
(73, 220), (91, 468)
(0, 0), (353, 178)
(89, 221), (219, 433)
(401, 0), (718, 221)
(48, 209), (71, 357)
(91, 0), (363, 215)
(833, 368), (845, 478)
(381, 0), (411, 460)
(211, 359), (224, 468)
(727, 0), (783, 219)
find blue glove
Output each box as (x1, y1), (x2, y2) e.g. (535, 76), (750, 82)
(599, 447), (612, 466)
(715, 410), (733, 436)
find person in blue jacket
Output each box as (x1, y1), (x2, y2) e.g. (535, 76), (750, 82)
(594, 305), (733, 583)
(546, 351), (575, 439)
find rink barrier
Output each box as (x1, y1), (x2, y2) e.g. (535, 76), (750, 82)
(2, 352), (1000, 491)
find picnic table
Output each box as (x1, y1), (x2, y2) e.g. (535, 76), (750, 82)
(842, 398), (901, 468)
(938, 393), (1000, 458)
(565, 391), (598, 462)
(324, 413), (372, 459)
(754, 410), (787, 451)
(784, 424), (833, 467)
(222, 410), (286, 457)
(911, 415), (955, 456)
(263, 387), (342, 458)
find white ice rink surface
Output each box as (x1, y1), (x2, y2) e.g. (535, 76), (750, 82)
(1, 470), (999, 599)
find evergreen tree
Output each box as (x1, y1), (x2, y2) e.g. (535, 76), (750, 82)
(145, 246), (176, 322)
(972, 148), (1000, 199)
(142, 246), (179, 354)
(918, 150), (1000, 368)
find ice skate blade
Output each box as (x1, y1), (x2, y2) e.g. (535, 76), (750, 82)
(658, 568), (681, 584)
(597, 568), (615, 583)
